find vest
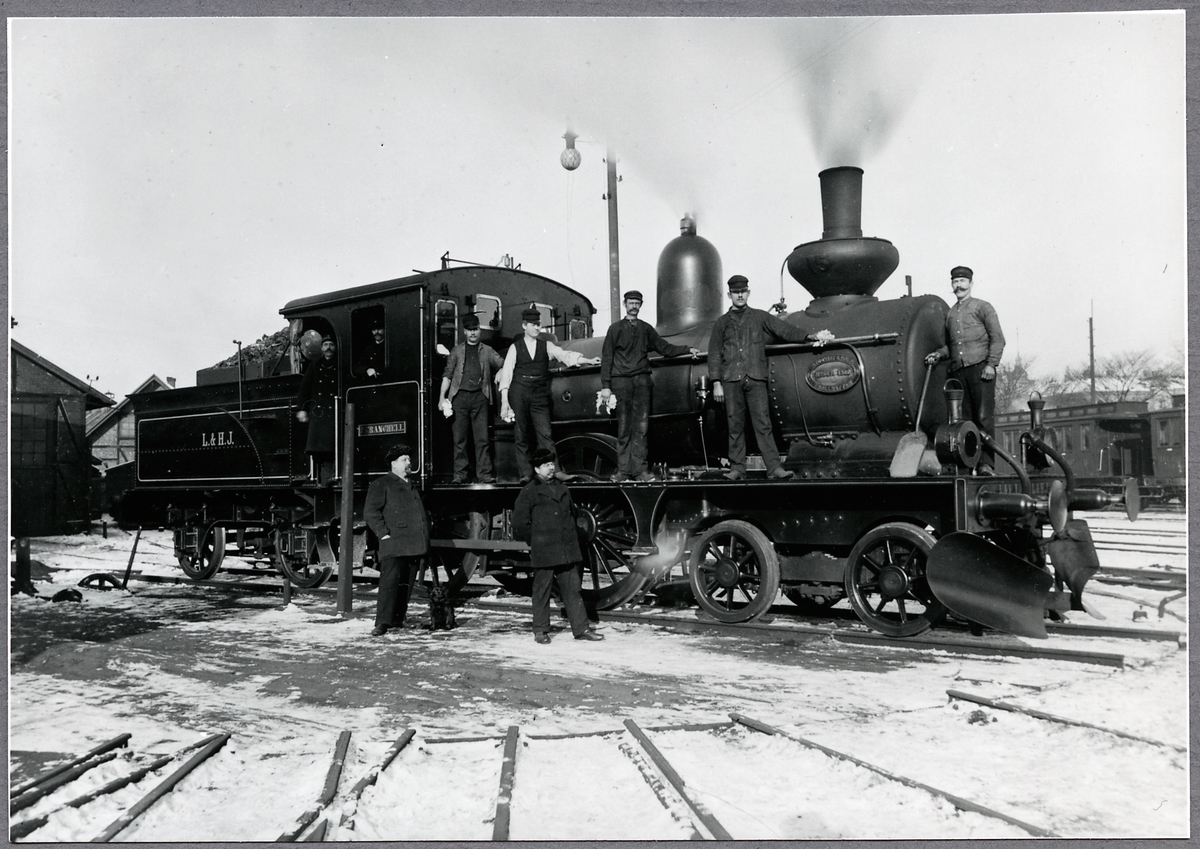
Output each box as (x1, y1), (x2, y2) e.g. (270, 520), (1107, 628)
(512, 337), (550, 382)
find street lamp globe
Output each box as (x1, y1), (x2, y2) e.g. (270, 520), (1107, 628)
(560, 131), (581, 171)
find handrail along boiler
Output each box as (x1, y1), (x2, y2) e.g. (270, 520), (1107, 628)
(116, 167), (1136, 639)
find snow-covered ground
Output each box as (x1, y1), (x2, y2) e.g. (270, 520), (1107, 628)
(8, 516), (1190, 840)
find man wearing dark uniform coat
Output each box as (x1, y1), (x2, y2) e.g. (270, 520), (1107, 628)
(359, 320), (386, 380)
(512, 449), (605, 645)
(925, 266), (1006, 475)
(499, 305), (599, 482)
(437, 313), (505, 484)
(294, 334), (340, 484)
(708, 275), (810, 480)
(364, 443), (429, 637)
(597, 290), (701, 482)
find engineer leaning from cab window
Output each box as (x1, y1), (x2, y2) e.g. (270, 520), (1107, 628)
(437, 313), (505, 485)
(512, 449), (605, 645)
(364, 443), (429, 637)
(925, 265), (1006, 475)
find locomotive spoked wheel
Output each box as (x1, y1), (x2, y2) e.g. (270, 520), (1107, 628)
(574, 495), (649, 609)
(843, 522), (947, 637)
(178, 526), (226, 581)
(687, 520), (780, 623)
(272, 528), (332, 589)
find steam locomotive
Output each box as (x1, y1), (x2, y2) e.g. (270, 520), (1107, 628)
(115, 166), (1137, 639)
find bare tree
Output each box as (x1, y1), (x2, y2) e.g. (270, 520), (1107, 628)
(1059, 348), (1181, 405)
(994, 354), (1040, 413)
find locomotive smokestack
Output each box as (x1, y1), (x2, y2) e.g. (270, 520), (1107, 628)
(655, 215), (724, 336)
(820, 166), (864, 239)
(786, 166), (899, 303)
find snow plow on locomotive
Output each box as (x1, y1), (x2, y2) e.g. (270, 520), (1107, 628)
(115, 166), (1138, 639)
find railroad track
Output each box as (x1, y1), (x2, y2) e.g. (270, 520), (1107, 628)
(13, 699), (1183, 841)
(106, 570), (1182, 665)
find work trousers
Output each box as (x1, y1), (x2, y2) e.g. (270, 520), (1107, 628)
(510, 378), (554, 479)
(951, 361), (997, 470)
(531, 563), (590, 636)
(451, 389), (492, 480)
(375, 555), (418, 628)
(724, 378), (784, 474)
(611, 374), (652, 476)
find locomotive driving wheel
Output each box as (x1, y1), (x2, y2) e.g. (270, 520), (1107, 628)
(573, 494), (649, 609)
(687, 520), (780, 623)
(272, 526), (332, 589)
(178, 526), (226, 580)
(844, 522), (946, 637)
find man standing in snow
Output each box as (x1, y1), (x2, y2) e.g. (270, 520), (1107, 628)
(512, 449), (604, 645)
(364, 443), (429, 637)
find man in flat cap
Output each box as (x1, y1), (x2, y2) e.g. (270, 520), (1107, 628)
(708, 275), (810, 480)
(925, 266), (1006, 474)
(438, 313), (506, 484)
(293, 332), (340, 484)
(499, 304), (600, 483)
(598, 290), (701, 482)
(512, 448), (604, 645)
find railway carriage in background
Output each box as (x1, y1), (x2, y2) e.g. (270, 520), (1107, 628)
(995, 398), (1185, 507)
(115, 167), (1138, 640)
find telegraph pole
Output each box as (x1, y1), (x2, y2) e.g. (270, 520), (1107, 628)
(1089, 302), (1096, 403)
(603, 148), (621, 322)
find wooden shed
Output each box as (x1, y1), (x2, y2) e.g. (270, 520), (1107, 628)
(11, 341), (115, 536)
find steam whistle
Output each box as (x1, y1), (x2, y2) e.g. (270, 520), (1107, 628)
(1022, 393), (1052, 469)
(933, 380), (981, 470)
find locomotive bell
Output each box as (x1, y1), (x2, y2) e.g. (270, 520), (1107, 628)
(655, 216), (724, 336)
(785, 166), (899, 302)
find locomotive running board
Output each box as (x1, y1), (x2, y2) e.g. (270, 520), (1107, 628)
(926, 533), (1054, 640)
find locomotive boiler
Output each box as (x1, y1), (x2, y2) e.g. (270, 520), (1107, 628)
(114, 165), (1136, 641)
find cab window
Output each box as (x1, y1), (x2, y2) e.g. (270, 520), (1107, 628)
(435, 299), (458, 352)
(351, 305), (386, 379)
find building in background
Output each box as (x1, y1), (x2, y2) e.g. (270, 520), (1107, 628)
(11, 341), (115, 536)
(86, 375), (175, 470)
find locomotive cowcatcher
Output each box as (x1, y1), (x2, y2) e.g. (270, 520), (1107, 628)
(116, 166), (1137, 639)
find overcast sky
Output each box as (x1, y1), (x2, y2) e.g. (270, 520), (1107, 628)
(8, 10), (1186, 398)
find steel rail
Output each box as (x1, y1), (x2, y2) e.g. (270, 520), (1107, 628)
(623, 718), (732, 840)
(9, 755), (172, 840)
(425, 721), (734, 745)
(730, 712), (1056, 838)
(90, 732), (230, 843)
(491, 725), (520, 841)
(617, 740), (705, 840)
(338, 729), (417, 832)
(11, 733), (132, 799)
(468, 599), (1130, 666)
(946, 690), (1187, 753)
(277, 729), (353, 842)
(10, 751), (120, 815)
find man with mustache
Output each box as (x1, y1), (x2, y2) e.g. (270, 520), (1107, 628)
(925, 266), (1006, 475)
(597, 290), (701, 482)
